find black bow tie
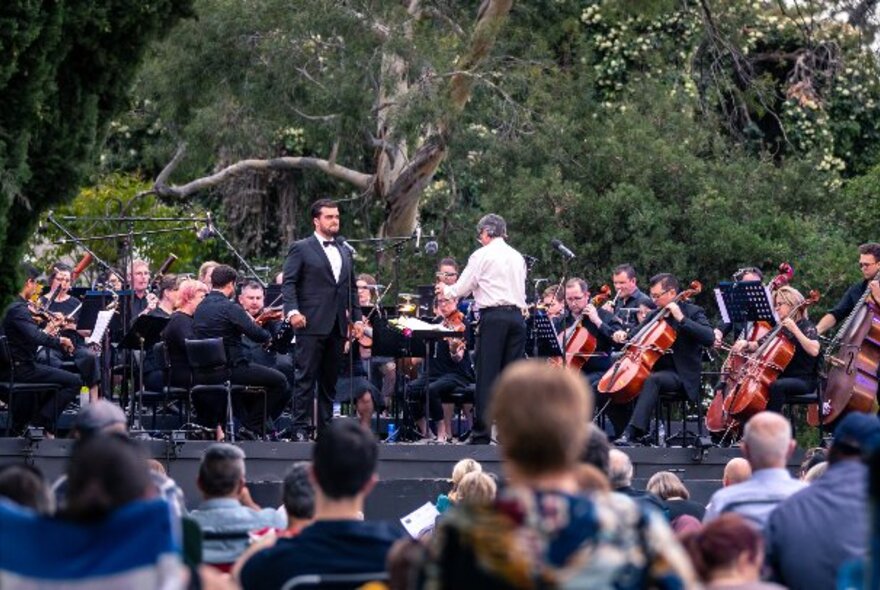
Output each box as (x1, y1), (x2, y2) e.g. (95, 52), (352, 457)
(322, 240), (336, 248)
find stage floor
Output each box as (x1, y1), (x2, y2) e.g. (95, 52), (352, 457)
(0, 437), (773, 520)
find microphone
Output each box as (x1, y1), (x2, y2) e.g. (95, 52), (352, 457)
(196, 213), (215, 242)
(424, 240), (439, 256)
(550, 239), (576, 260)
(337, 236), (357, 255)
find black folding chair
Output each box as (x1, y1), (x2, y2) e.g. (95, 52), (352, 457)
(0, 335), (61, 436)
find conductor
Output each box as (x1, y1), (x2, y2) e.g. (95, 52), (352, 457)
(283, 199), (363, 441)
(437, 214), (527, 444)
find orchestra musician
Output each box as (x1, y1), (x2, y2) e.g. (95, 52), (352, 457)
(199, 260), (219, 289)
(149, 274), (180, 318)
(0, 264), (80, 437)
(355, 273), (396, 413)
(406, 293), (475, 443)
(713, 267), (764, 347)
(611, 273), (715, 445)
(554, 278), (622, 388)
(744, 286), (820, 413)
(605, 263), (653, 331)
(282, 199), (362, 442)
(193, 265), (291, 440)
(129, 259), (158, 318)
(437, 214), (526, 445)
(436, 258), (460, 286)
(38, 263), (101, 403)
(541, 284), (564, 320)
(816, 242), (880, 335)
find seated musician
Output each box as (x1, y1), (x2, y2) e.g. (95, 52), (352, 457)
(193, 265), (291, 440)
(38, 262), (101, 403)
(817, 242), (880, 336)
(406, 292), (475, 443)
(553, 278), (621, 389)
(149, 274), (180, 318)
(0, 264), (80, 437)
(748, 286), (820, 413)
(129, 259), (158, 317)
(541, 284), (564, 320)
(355, 273), (396, 412)
(605, 264), (653, 331)
(611, 273), (715, 446)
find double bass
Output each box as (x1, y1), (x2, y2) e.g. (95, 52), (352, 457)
(720, 290), (820, 425)
(556, 285), (612, 370)
(809, 270), (880, 426)
(597, 281), (702, 403)
(706, 263), (793, 433)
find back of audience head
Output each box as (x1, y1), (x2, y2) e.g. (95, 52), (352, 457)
(282, 462), (315, 522)
(490, 361), (591, 480)
(607, 449), (634, 490)
(722, 457), (752, 487)
(581, 423), (611, 475)
(829, 412), (880, 464)
(313, 420), (378, 500)
(646, 471), (690, 500)
(574, 463), (611, 493)
(681, 514), (765, 584)
(798, 447), (826, 479)
(741, 412), (794, 470)
(198, 443), (246, 499)
(64, 433), (152, 523)
(803, 461), (828, 483)
(456, 472), (497, 506)
(449, 459), (481, 502)
(73, 399), (127, 439)
(0, 463), (53, 515)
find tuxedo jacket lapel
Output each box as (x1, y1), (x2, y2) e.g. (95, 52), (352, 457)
(308, 236), (336, 284)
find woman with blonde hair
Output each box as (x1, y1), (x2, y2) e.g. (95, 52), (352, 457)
(436, 458), (482, 513)
(647, 470), (705, 521)
(766, 286), (820, 413)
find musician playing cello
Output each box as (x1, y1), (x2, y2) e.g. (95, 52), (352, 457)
(554, 278), (621, 389)
(750, 286), (820, 413)
(816, 242), (880, 336)
(611, 273), (715, 446)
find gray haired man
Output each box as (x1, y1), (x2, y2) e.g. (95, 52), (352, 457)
(437, 214), (527, 444)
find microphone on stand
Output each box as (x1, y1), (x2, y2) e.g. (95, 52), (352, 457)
(337, 236), (357, 255)
(550, 239), (576, 260)
(196, 213), (216, 242)
(424, 240), (439, 256)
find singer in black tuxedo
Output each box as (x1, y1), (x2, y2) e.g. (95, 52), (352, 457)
(282, 199), (362, 440)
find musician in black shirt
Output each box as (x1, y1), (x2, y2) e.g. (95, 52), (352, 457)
(193, 266), (290, 438)
(1, 264), (80, 435)
(817, 242), (880, 335)
(38, 263), (100, 401)
(604, 264), (652, 331)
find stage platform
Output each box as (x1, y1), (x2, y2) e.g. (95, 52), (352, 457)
(0, 436), (772, 521)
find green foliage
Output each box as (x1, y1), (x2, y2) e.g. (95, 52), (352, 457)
(27, 173), (215, 284)
(0, 0), (193, 308)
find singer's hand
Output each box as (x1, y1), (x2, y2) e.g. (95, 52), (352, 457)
(289, 312), (307, 329)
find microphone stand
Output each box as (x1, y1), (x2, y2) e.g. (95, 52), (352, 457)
(557, 256), (572, 368)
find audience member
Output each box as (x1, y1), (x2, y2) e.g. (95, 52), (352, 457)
(609, 449), (669, 518)
(581, 422), (611, 474)
(574, 462), (611, 493)
(647, 470), (705, 521)
(0, 463), (53, 514)
(421, 361), (696, 588)
(722, 457), (752, 487)
(765, 412), (880, 590)
(436, 458), (482, 514)
(798, 446), (827, 480)
(703, 412), (804, 529)
(682, 513), (784, 589)
(455, 471), (497, 506)
(189, 444), (284, 569)
(239, 420), (402, 589)
(803, 461), (828, 483)
(61, 433), (153, 523)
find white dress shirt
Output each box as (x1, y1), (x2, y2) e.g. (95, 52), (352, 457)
(315, 232), (342, 283)
(443, 238), (527, 310)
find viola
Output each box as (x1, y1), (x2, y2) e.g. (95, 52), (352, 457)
(721, 290), (820, 425)
(255, 305), (284, 327)
(442, 310), (467, 357)
(597, 281), (702, 403)
(810, 269), (880, 426)
(707, 263), (793, 434)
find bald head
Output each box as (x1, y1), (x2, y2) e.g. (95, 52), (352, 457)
(742, 412), (795, 470)
(608, 449), (634, 489)
(722, 457), (752, 487)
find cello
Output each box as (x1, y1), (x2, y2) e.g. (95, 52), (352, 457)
(706, 263), (793, 433)
(556, 285), (612, 370)
(597, 281), (702, 403)
(809, 270), (880, 426)
(720, 289), (820, 425)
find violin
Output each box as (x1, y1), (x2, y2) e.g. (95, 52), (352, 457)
(348, 320), (374, 348)
(810, 268), (880, 426)
(442, 310), (467, 357)
(255, 305), (284, 327)
(721, 289), (820, 425)
(707, 263), (793, 434)
(597, 281), (702, 403)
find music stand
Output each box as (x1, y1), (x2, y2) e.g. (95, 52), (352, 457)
(118, 315), (169, 431)
(531, 309), (564, 358)
(408, 328), (463, 443)
(714, 281), (777, 326)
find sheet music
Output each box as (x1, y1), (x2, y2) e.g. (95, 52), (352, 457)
(714, 287), (730, 324)
(400, 501), (440, 538)
(86, 310), (114, 346)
